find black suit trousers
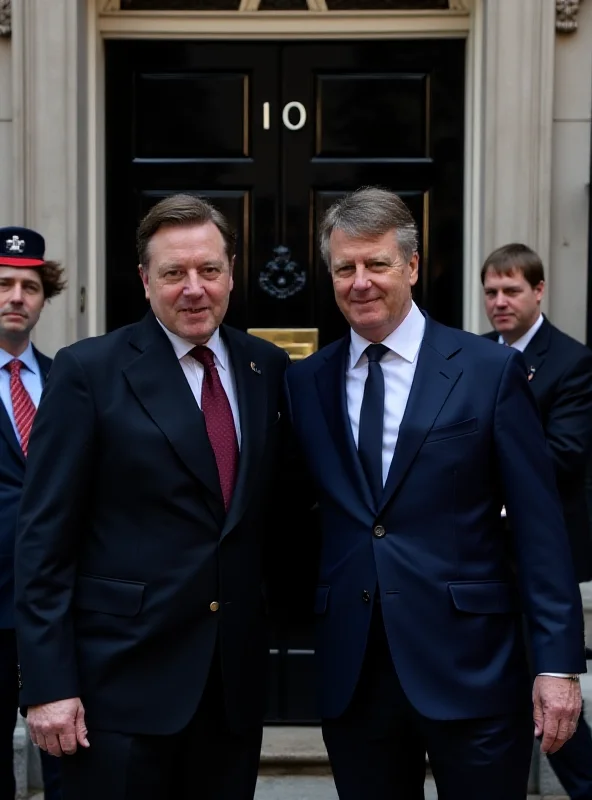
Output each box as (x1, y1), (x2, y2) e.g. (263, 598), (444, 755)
(60, 642), (262, 800)
(322, 605), (533, 800)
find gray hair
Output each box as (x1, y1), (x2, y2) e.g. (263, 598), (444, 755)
(319, 187), (419, 269)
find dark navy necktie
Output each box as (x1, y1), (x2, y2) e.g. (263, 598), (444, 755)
(358, 343), (389, 506)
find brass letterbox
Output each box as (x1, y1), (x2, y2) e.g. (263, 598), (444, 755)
(247, 328), (319, 361)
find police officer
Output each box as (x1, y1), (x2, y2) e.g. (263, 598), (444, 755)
(0, 227), (65, 800)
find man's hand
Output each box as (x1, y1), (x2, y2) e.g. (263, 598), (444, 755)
(533, 675), (581, 754)
(28, 698), (89, 757)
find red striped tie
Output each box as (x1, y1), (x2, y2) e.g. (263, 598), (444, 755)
(4, 359), (36, 456)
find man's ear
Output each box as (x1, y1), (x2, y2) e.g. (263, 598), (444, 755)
(409, 252), (420, 287)
(138, 264), (150, 301)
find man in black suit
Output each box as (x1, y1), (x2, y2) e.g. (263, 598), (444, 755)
(14, 195), (290, 800)
(0, 227), (64, 800)
(482, 242), (592, 799)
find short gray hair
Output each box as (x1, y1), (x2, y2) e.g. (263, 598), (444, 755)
(319, 187), (419, 268)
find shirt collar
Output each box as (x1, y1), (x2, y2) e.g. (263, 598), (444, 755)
(156, 319), (228, 371)
(349, 301), (426, 368)
(497, 313), (544, 353)
(0, 341), (38, 374)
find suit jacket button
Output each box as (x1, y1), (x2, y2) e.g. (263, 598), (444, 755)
(373, 525), (386, 538)
(209, 601), (220, 612)
(362, 590), (371, 603)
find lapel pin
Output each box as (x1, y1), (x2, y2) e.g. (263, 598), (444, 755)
(528, 366), (536, 381)
(250, 361), (262, 375)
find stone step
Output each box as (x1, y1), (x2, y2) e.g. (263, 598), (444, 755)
(260, 726), (329, 773)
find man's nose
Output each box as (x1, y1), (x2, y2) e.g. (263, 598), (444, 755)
(9, 285), (24, 304)
(493, 292), (507, 306)
(352, 266), (372, 291)
(183, 272), (205, 296)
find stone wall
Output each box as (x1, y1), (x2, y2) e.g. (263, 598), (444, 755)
(0, 37), (12, 226)
(549, 0), (592, 343)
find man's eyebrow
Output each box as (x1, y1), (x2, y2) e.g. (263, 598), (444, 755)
(333, 255), (392, 268)
(157, 262), (184, 273)
(0, 276), (41, 287)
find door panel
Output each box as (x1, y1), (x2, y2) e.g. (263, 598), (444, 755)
(135, 73), (250, 159)
(316, 74), (428, 158)
(105, 38), (465, 722)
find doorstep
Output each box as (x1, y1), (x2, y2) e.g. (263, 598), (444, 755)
(260, 727), (330, 773)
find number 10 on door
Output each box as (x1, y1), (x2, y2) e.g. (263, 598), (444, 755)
(263, 102), (307, 131)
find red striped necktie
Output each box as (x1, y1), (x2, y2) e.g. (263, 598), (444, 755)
(4, 359), (36, 456)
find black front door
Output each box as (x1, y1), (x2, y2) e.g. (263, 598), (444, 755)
(105, 38), (465, 721)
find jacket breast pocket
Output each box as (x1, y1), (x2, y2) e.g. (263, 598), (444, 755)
(424, 417), (478, 444)
(74, 574), (146, 617)
(448, 581), (514, 614)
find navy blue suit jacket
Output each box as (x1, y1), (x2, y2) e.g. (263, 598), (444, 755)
(0, 347), (51, 629)
(285, 315), (585, 721)
(485, 318), (592, 582)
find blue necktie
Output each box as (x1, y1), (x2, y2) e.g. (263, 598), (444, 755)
(358, 343), (389, 506)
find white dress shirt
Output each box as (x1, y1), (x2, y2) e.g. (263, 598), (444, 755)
(0, 342), (43, 441)
(497, 313), (544, 352)
(346, 301), (426, 485)
(157, 320), (242, 449)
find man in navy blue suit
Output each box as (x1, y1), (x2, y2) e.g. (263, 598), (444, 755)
(285, 188), (585, 799)
(482, 243), (592, 800)
(0, 227), (65, 800)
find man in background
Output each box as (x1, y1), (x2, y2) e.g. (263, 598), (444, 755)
(483, 242), (592, 800)
(0, 226), (65, 800)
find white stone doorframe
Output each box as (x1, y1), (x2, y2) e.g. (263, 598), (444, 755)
(9, 0), (557, 352)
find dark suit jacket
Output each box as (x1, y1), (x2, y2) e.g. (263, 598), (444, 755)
(0, 346), (51, 629)
(484, 318), (592, 581)
(285, 315), (585, 722)
(14, 312), (289, 735)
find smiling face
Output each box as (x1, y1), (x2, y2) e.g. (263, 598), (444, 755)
(0, 266), (45, 354)
(139, 222), (234, 344)
(329, 227), (419, 342)
(483, 267), (544, 345)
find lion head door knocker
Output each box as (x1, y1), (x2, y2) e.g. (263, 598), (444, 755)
(258, 245), (306, 300)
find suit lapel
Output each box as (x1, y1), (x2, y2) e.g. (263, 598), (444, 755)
(33, 347), (52, 386)
(0, 397), (23, 463)
(315, 337), (376, 514)
(522, 317), (550, 386)
(123, 312), (225, 525)
(379, 319), (462, 512)
(221, 327), (268, 538)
